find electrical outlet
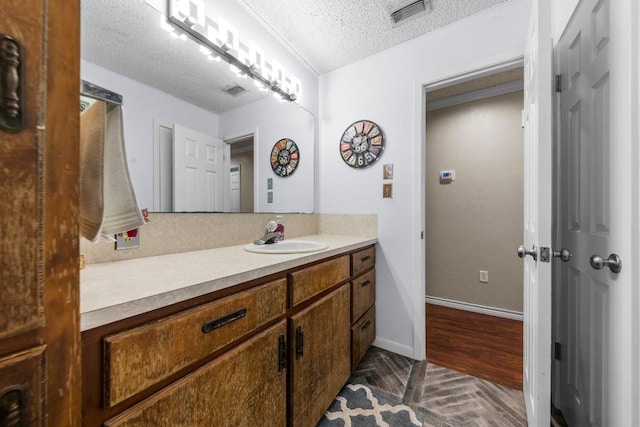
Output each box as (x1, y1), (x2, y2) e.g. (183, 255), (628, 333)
(267, 191), (273, 203)
(479, 270), (489, 283)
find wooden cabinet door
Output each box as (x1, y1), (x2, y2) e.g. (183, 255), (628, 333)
(104, 321), (287, 427)
(0, 1), (80, 425)
(289, 284), (350, 427)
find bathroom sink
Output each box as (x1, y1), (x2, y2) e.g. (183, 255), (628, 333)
(243, 240), (328, 254)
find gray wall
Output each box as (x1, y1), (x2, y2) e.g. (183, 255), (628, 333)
(425, 91), (524, 312)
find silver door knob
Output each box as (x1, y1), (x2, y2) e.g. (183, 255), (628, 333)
(517, 245), (537, 261)
(589, 253), (622, 273)
(553, 248), (572, 262)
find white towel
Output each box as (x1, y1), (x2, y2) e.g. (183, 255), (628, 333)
(80, 101), (144, 241)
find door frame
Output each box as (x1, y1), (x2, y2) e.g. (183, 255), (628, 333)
(223, 128), (259, 213)
(414, 55), (525, 362)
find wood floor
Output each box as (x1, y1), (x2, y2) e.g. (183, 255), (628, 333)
(426, 303), (523, 389)
(346, 346), (527, 426)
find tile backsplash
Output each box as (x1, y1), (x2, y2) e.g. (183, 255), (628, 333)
(81, 213), (376, 264)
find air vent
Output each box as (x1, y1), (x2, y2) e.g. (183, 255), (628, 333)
(223, 84), (247, 96)
(391, 0), (427, 24)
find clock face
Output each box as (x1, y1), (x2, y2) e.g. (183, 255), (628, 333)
(270, 138), (299, 177)
(340, 120), (384, 168)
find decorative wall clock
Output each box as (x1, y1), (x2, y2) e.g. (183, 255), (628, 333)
(340, 120), (384, 168)
(271, 138), (299, 177)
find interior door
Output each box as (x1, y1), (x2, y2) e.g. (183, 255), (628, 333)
(173, 124), (224, 212)
(230, 165), (241, 212)
(521, 0), (553, 425)
(554, 0), (637, 425)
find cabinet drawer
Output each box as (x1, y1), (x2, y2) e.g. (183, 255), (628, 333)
(105, 321), (287, 427)
(352, 269), (375, 322)
(104, 279), (287, 408)
(351, 306), (375, 370)
(351, 247), (375, 277)
(289, 256), (350, 306)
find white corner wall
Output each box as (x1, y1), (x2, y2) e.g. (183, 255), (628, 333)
(318, 0), (532, 359)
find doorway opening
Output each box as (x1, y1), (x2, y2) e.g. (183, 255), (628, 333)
(423, 62), (525, 389)
(225, 135), (255, 213)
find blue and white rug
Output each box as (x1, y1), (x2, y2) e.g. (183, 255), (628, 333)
(317, 383), (424, 427)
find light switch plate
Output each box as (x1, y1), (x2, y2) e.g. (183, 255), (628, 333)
(383, 164), (393, 180)
(267, 191), (273, 203)
(267, 178), (273, 189)
(383, 183), (392, 198)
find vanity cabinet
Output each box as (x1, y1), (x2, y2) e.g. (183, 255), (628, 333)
(81, 245), (376, 426)
(350, 247), (376, 369)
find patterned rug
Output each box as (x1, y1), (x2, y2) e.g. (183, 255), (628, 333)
(317, 383), (424, 427)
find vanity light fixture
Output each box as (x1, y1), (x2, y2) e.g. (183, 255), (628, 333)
(164, 0), (299, 102)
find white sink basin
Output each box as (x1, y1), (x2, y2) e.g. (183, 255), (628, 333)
(243, 240), (328, 254)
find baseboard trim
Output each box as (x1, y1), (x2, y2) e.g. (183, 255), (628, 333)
(372, 337), (416, 360)
(425, 296), (523, 321)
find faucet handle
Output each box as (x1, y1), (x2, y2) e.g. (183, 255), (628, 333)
(266, 220), (277, 233)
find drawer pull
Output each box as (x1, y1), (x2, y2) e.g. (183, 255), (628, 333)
(201, 308), (247, 333)
(361, 320), (372, 330)
(295, 326), (304, 359)
(361, 280), (371, 287)
(360, 255), (371, 262)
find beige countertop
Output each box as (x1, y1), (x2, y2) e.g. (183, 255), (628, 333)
(80, 234), (377, 331)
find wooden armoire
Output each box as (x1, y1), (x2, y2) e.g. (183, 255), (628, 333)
(1, 1), (81, 425)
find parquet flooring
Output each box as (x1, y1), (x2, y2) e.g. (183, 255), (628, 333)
(348, 346), (527, 427)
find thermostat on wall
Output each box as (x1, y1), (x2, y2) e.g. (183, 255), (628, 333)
(439, 170), (456, 182)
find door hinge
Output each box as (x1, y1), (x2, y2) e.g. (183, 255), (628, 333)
(554, 342), (561, 361)
(420, 231), (424, 240)
(278, 335), (287, 372)
(555, 74), (562, 92)
(295, 326), (304, 360)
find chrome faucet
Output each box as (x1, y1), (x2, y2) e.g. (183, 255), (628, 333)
(254, 220), (278, 245)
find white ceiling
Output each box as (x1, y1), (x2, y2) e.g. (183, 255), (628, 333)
(81, 0), (511, 112)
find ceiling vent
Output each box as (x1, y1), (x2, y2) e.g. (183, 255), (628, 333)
(223, 84), (247, 97)
(391, 0), (429, 24)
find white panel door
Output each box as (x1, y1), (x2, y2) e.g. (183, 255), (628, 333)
(554, 0), (637, 425)
(173, 124), (224, 212)
(521, 0), (553, 425)
(230, 165), (241, 212)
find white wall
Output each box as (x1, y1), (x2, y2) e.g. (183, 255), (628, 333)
(552, 0), (581, 41)
(81, 60), (220, 210)
(318, 0), (532, 358)
(220, 96), (315, 213)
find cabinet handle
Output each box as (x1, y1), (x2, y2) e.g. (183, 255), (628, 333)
(0, 35), (24, 133)
(278, 335), (287, 372)
(295, 326), (304, 359)
(361, 280), (371, 287)
(201, 308), (247, 333)
(360, 255), (371, 262)
(361, 320), (372, 330)
(0, 386), (25, 426)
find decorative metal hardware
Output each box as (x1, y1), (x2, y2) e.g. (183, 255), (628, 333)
(589, 253), (622, 274)
(0, 35), (24, 133)
(555, 74), (562, 92)
(361, 320), (372, 330)
(360, 256), (371, 262)
(278, 335), (287, 372)
(361, 280), (371, 287)
(517, 245), (537, 261)
(0, 386), (25, 427)
(554, 342), (561, 361)
(201, 308), (247, 333)
(295, 326), (304, 360)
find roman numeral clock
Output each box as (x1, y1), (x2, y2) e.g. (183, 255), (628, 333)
(340, 120), (384, 168)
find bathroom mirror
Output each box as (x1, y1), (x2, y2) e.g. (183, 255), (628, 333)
(80, 0), (315, 213)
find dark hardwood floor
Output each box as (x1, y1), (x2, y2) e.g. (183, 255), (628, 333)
(426, 303), (523, 389)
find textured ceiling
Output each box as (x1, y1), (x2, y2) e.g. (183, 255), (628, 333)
(81, 0), (511, 113)
(240, 0), (511, 74)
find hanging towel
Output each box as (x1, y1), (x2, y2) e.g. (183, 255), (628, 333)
(80, 101), (144, 241)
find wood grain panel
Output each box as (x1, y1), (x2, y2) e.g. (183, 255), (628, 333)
(0, 346), (46, 426)
(426, 303), (523, 389)
(351, 246), (375, 277)
(104, 322), (287, 427)
(351, 306), (376, 370)
(290, 284), (351, 427)
(351, 269), (375, 322)
(104, 279), (286, 407)
(289, 255), (349, 306)
(0, 0), (45, 340)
